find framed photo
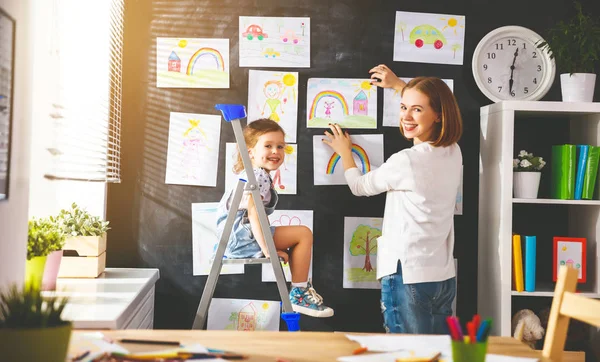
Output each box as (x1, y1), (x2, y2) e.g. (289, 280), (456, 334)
(553, 237), (586, 283)
(0, 7), (15, 201)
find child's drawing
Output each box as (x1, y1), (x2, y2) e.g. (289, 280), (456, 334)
(393, 11), (466, 65)
(455, 165), (463, 215)
(225, 143), (298, 195)
(239, 16), (310, 68)
(207, 298), (280, 331)
(261, 210), (313, 282)
(165, 112), (221, 186)
(344, 217), (382, 289)
(157, 38), (229, 88)
(248, 70), (299, 142)
(307, 78), (377, 129)
(383, 78), (454, 127)
(191, 203), (244, 276)
(313, 134), (383, 186)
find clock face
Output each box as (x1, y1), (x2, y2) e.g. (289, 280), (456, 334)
(473, 26), (555, 102)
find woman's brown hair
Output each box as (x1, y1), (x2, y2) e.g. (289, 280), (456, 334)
(400, 77), (463, 147)
(233, 118), (286, 174)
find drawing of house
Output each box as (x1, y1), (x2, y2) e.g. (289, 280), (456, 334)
(353, 90), (368, 115)
(168, 51), (181, 72)
(237, 302), (258, 331)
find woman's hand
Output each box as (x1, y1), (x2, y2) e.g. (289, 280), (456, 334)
(276, 250), (289, 264)
(369, 64), (406, 91)
(322, 123), (353, 157)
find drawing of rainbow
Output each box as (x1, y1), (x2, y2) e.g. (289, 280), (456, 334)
(186, 47), (225, 75)
(326, 144), (370, 174)
(308, 90), (349, 119)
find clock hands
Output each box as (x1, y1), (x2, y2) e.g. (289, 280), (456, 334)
(509, 48), (519, 95)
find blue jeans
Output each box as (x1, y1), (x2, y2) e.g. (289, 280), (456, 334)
(380, 261), (456, 334)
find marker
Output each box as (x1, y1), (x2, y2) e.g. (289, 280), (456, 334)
(352, 347), (368, 355)
(117, 338), (180, 346)
(72, 350), (90, 361)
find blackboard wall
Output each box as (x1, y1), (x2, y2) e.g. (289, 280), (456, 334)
(107, 0), (600, 331)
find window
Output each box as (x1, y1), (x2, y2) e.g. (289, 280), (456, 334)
(44, 0), (123, 182)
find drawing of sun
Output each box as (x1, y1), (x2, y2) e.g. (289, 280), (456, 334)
(353, 80), (375, 98)
(178, 39), (188, 48)
(562, 245), (567, 251)
(262, 302), (270, 310)
(440, 17), (464, 35)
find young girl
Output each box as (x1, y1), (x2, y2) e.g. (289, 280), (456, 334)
(323, 65), (462, 334)
(216, 118), (333, 318)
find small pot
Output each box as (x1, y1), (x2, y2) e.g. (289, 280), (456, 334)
(25, 255), (47, 288)
(0, 323), (72, 362)
(513, 171), (541, 199)
(42, 250), (63, 291)
(560, 73), (596, 102)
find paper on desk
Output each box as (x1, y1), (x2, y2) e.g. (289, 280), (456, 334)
(338, 351), (539, 362)
(67, 332), (129, 362)
(130, 343), (209, 356)
(338, 351), (448, 362)
(345, 334), (452, 353)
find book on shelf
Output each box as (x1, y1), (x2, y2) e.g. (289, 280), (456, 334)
(582, 146), (600, 200)
(524, 236), (536, 292)
(512, 234), (524, 292)
(574, 145), (589, 200)
(551, 144), (576, 200)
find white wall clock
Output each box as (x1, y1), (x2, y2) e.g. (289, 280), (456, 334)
(472, 26), (555, 102)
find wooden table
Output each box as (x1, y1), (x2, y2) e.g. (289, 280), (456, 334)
(73, 330), (585, 362)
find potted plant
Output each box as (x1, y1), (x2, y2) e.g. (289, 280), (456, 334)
(0, 283), (71, 361)
(55, 203), (110, 278)
(537, 0), (600, 102)
(513, 150), (547, 199)
(27, 217), (66, 289)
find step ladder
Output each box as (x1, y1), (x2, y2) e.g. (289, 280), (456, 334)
(192, 104), (299, 331)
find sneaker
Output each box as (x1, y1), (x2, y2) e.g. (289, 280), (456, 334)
(289, 281), (334, 318)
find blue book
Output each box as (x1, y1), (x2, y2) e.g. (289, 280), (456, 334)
(574, 145), (589, 200)
(524, 236), (536, 292)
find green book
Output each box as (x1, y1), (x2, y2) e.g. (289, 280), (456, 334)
(551, 145), (576, 199)
(582, 146), (600, 199)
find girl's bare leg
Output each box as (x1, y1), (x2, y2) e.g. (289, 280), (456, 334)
(273, 225), (312, 283)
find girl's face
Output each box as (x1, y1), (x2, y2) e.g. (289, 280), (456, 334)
(399, 88), (440, 145)
(249, 131), (285, 171)
(264, 83), (281, 99)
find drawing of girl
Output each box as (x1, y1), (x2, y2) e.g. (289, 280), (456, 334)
(271, 145), (295, 190)
(261, 80), (284, 122)
(181, 119), (208, 179)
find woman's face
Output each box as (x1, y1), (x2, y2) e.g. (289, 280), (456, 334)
(264, 83), (281, 99)
(399, 88), (440, 144)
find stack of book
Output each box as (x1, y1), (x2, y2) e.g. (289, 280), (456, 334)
(551, 144), (600, 200)
(512, 234), (536, 292)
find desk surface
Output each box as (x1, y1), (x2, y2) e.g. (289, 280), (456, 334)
(45, 268), (159, 329)
(77, 330), (585, 362)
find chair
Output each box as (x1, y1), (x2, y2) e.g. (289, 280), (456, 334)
(542, 265), (600, 361)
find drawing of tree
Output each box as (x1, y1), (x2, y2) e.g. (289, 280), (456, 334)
(349, 224), (381, 272)
(396, 22), (407, 41)
(451, 43), (462, 59)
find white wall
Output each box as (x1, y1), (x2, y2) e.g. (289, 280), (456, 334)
(0, 0), (32, 289)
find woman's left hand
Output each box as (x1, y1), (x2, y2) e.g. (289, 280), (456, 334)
(322, 123), (352, 156)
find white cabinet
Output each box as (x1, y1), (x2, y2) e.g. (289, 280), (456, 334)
(478, 101), (600, 336)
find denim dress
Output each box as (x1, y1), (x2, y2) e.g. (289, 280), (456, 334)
(216, 170), (278, 259)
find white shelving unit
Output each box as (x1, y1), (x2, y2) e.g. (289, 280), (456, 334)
(478, 101), (600, 336)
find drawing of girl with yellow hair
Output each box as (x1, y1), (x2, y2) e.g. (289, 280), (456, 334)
(181, 118), (208, 179)
(261, 80), (284, 122)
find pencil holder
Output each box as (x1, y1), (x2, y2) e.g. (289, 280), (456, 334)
(451, 340), (488, 362)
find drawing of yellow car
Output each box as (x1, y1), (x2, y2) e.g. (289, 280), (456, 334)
(262, 48), (280, 58)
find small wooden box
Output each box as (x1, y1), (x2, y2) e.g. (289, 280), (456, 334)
(58, 234), (107, 278)
(62, 234), (107, 256)
(58, 251), (106, 278)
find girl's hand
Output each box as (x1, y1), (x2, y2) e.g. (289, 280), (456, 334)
(276, 250), (289, 264)
(369, 64), (406, 91)
(322, 123), (352, 157)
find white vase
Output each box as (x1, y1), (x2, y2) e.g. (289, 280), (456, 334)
(513, 172), (541, 199)
(560, 73), (596, 102)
